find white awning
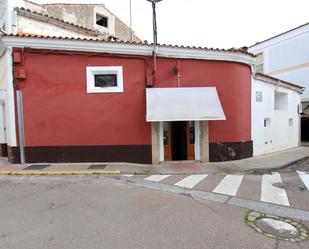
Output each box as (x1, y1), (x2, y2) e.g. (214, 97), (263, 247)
(146, 87), (226, 122)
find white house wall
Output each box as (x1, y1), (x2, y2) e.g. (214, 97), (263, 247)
(252, 78), (300, 156)
(272, 68), (309, 101)
(17, 16), (98, 39)
(0, 0), (8, 30)
(0, 52), (8, 144)
(265, 33), (309, 72)
(5, 0), (25, 33)
(93, 6), (116, 36)
(0, 89), (6, 144)
(0, 49), (17, 146)
(249, 26), (309, 101)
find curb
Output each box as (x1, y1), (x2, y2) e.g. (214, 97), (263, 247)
(0, 170), (121, 176)
(244, 155), (309, 174)
(275, 155), (309, 170)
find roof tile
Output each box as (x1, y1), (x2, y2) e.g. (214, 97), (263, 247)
(3, 33), (256, 57)
(255, 72), (304, 90)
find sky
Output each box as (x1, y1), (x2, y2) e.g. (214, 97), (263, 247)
(35, 0), (309, 49)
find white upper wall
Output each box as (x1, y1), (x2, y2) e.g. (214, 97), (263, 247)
(2, 0), (25, 33)
(93, 5), (115, 36)
(24, 0), (45, 13)
(0, 50), (8, 144)
(249, 23), (309, 101)
(0, 50), (8, 91)
(252, 78), (301, 156)
(17, 16), (98, 39)
(0, 0), (8, 30)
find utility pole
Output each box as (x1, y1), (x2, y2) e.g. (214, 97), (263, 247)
(146, 0), (163, 86)
(146, 0), (163, 47)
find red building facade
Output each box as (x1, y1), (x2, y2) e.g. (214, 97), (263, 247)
(1, 35), (255, 164)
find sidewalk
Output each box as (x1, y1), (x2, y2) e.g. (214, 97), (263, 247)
(0, 147), (309, 175)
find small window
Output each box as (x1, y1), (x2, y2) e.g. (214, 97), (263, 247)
(289, 118), (293, 127)
(95, 74), (117, 88)
(96, 14), (108, 28)
(256, 91), (263, 102)
(264, 118), (271, 127)
(86, 66), (123, 93)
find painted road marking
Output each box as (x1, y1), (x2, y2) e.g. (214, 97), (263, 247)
(0, 170), (121, 175)
(174, 174), (208, 189)
(261, 173), (290, 206)
(297, 171), (309, 190)
(213, 175), (244, 196)
(144, 175), (171, 182)
(122, 174), (134, 177)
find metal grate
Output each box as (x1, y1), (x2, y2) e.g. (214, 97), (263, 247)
(88, 164), (107, 170)
(23, 164), (51, 170)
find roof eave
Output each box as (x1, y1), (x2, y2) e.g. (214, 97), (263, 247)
(254, 73), (304, 93)
(0, 35), (256, 67)
(249, 22), (309, 50)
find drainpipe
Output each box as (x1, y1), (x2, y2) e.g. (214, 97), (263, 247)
(16, 90), (25, 164)
(152, 1), (158, 86)
(12, 9), (18, 35)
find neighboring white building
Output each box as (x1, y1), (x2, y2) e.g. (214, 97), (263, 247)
(248, 23), (309, 102)
(252, 73), (302, 156)
(248, 22), (309, 142)
(0, 0), (140, 42)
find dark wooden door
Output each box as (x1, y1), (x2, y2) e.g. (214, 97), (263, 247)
(163, 122), (172, 161)
(164, 121), (195, 161)
(186, 121), (195, 160)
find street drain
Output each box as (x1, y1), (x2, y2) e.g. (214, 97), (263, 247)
(24, 164), (51, 170)
(88, 164), (107, 170)
(245, 211), (309, 242)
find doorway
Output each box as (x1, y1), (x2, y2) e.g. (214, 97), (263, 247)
(301, 117), (309, 142)
(163, 121), (195, 161)
(171, 121), (187, 160)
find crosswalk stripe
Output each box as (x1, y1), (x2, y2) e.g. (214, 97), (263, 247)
(297, 171), (309, 190)
(261, 173), (290, 206)
(174, 174), (208, 189)
(144, 175), (171, 182)
(212, 175), (243, 196)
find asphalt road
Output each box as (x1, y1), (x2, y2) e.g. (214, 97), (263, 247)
(0, 175), (308, 249)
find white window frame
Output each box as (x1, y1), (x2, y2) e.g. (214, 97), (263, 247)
(86, 66), (123, 93)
